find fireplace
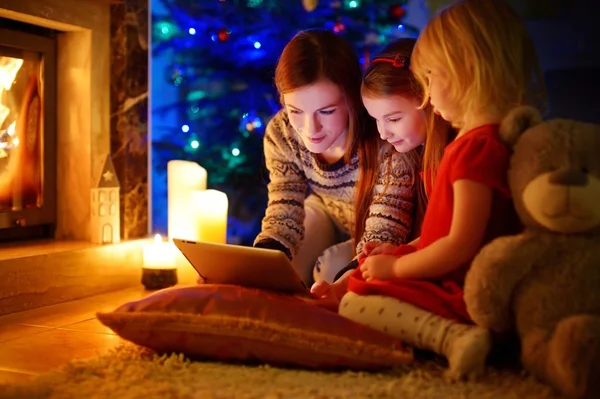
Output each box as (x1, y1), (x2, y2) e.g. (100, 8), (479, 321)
(0, 18), (56, 242)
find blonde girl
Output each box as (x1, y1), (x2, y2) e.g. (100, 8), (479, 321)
(339, 0), (545, 379)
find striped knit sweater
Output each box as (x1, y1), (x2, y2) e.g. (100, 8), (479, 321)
(254, 110), (417, 258)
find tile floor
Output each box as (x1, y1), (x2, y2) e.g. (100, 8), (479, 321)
(0, 286), (148, 385)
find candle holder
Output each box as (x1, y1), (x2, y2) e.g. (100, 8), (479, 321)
(141, 268), (178, 290)
(142, 234), (178, 290)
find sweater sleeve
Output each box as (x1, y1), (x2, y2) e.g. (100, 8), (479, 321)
(356, 146), (416, 254)
(253, 111), (308, 258)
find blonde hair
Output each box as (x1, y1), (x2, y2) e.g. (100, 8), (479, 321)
(411, 0), (546, 126)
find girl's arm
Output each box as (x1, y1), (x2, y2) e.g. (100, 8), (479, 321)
(254, 112), (308, 259)
(391, 179), (492, 279)
(356, 149), (416, 254)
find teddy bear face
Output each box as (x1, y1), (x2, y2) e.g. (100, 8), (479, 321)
(509, 119), (600, 234)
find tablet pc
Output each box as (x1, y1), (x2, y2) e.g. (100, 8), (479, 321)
(173, 238), (310, 295)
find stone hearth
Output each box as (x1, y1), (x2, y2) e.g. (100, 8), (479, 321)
(0, 0), (151, 316)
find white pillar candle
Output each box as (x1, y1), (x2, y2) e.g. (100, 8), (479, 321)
(167, 160), (207, 241)
(143, 234), (176, 270)
(190, 189), (228, 244)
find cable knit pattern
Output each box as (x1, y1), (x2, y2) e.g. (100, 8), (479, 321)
(254, 110), (415, 257)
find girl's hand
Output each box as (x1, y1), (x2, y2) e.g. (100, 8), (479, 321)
(360, 254), (398, 282)
(360, 242), (397, 260)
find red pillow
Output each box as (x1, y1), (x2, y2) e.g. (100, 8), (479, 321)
(97, 284), (412, 370)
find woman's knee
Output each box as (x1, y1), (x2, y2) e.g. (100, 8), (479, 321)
(313, 239), (354, 284)
(291, 195), (339, 286)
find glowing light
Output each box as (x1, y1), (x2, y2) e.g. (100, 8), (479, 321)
(254, 41), (261, 49)
(191, 140), (200, 149)
(182, 124), (190, 133)
(231, 148), (240, 156)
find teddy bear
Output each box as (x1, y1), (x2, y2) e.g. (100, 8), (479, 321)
(464, 105), (600, 399)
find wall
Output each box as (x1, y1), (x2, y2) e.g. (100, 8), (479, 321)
(110, 0), (150, 240)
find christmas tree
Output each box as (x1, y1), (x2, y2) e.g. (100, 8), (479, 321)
(151, 0), (419, 245)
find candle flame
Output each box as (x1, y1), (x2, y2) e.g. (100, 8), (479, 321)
(154, 234), (163, 244)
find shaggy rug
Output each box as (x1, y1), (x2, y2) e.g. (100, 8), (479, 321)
(0, 343), (561, 399)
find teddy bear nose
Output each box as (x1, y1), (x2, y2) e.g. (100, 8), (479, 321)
(548, 168), (588, 186)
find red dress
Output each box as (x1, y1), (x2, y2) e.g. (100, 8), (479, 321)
(348, 124), (520, 323)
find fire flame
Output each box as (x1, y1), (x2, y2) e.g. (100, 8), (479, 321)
(0, 56), (23, 155)
(0, 56), (23, 91)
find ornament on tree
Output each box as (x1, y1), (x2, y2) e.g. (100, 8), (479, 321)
(343, 0), (360, 8)
(388, 4), (406, 20)
(238, 111), (264, 136)
(302, 0), (318, 12)
(153, 20), (178, 42)
(217, 28), (231, 42)
(166, 63), (186, 86)
(185, 136), (201, 153)
(221, 146), (246, 169)
(333, 20), (346, 33)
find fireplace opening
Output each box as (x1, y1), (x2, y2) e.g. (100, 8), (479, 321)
(0, 18), (57, 243)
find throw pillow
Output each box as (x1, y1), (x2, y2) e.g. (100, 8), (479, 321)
(97, 284), (413, 370)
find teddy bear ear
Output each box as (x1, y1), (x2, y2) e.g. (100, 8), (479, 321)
(499, 106), (543, 146)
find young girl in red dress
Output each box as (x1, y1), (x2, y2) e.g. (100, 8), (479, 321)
(337, 0), (546, 379)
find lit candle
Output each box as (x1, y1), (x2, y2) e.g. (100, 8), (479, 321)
(142, 234), (178, 290)
(167, 160), (207, 241)
(143, 234), (176, 269)
(190, 189), (228, 243)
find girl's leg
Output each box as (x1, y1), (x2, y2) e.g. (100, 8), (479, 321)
(292, 195), (338, 287)
(339, 292), (492, 380)
(312, 239), (354, 284)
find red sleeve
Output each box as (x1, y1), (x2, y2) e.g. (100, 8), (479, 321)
(448, 131), (511, 197)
